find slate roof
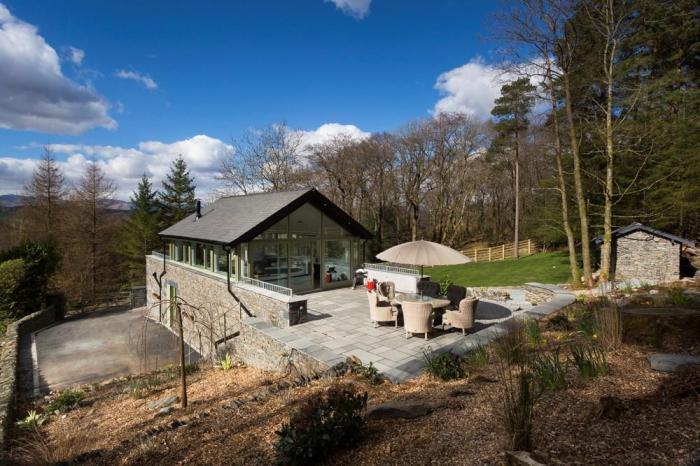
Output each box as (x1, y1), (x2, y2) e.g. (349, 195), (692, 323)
(593, 222), (695, 247)
(159, 188), (372, 245)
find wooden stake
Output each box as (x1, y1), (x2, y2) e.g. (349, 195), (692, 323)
(177, 301), (188, 408)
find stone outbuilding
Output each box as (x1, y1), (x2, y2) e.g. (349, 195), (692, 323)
(594, 223), (696, 284)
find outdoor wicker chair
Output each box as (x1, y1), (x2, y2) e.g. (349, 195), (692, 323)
(377, 281), (396, 302)
(445, 284), (467, 309)
(443, 297), (478, 335)
(367, 291), (398, 327)
(402, 300), (433, 340)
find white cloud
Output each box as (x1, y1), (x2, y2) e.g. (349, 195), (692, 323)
(325, 0), (371, 19)
(67, 46), (84, 65)
(297, 123), (370, 147)
(0, 135), (234, 199)
(115, 69), (158, 90)
(0, 3), (115, 134)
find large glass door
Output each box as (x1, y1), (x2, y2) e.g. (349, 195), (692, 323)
(288, 241), (314, 292)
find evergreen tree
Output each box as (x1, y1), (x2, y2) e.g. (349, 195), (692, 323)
(121, 175), (160, 284)
(22, 146), (67, 240)
(159, 156), (196, 224)
(489, 78), (536, 258)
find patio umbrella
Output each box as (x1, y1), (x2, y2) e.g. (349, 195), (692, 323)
(376, 240), (471, 286)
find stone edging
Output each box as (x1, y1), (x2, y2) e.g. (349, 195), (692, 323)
(0, 307), (57, 459)
(522, 283), (576, 319)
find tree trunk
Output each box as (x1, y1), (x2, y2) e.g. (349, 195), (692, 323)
(547, 65), (580, 284)
(513, 135), (520, 259)
(564, 72), (593, 287)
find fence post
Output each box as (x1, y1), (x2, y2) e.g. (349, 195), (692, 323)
(528, 239), (532, 255)
(488, 247), (492, 262)
(474, 248), (477, 263)
(502, 243), (506, 260)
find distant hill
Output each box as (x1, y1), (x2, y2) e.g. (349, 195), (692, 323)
(0, 195), (132, 211)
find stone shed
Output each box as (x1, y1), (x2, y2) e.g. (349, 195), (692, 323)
(594, 223), (696, 284)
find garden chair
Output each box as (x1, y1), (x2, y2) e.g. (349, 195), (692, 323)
(367, 291), (398, 327)
(377, 281), (396, 302)
(443, 297), (478, 335)
(402, 300), (433, 340)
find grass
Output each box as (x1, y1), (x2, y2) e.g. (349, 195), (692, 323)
(428, 251), (571, 287)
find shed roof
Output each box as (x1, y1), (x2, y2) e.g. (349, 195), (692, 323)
(159, 187), (373, 246)
(593, 223), (695, 247)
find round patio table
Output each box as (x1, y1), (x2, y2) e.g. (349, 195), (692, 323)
(392, 294), (451, 326)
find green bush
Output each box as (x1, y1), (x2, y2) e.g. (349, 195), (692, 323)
(16, 410), (47, 429)
(530, 347), (567, 391)
(423, 349), (468, 380)
(354, 362), (384, 385)
(0, 258), (27, 320)
(464, 345), (489, 368)
(274, 385), (368, 465)
(217, 353), (234, 371)
(569, 343), (608, 379)
(666, 286), (694, 307)
(45, 389), (84, 414)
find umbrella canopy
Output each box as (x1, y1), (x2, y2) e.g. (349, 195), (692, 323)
(376, 240), (471, 267)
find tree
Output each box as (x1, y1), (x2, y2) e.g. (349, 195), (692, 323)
(490, 78), (536, 259)
(69, 162), (117, 303)
(159, 156), (197, 224)
(121, 175), (161, 284)
(23, 146), (67, 240)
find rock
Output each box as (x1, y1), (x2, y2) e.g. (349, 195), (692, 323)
(649, 289), (659, 295)
(505, 451), (546, 466)
(648, 353), (700, 372)
(146, 395), (179, 410)
(366, 401), (432, 420)
(346, 355), (362, 367)
(156, 407), (172, 416)
(448, 387), (475, 397)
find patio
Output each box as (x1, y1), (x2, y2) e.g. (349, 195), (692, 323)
(279, 287), (533, 382)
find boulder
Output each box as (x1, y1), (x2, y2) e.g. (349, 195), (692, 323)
(146, 395), (179, 410)
(648, 353), (700, 372)
(366, 401), (432, 420)
(155, 406), (172, 417)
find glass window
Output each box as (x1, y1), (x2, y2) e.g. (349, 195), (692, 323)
(323, 215), (350, 237)
(214, 247), (228, 275)
(249, 242), (288, 287)
(193, 243), (206, 267)
(324, 240), (351, 283)
(254, 217), (288, 240)
(164, 241), (172, 259)
(174, 242), (184, 262)
(289, 204), (322, 239)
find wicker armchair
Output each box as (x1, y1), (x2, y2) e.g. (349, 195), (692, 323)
(367, 291), (398, 327)
(402, 301), (433, 340)
(443, 298), (478, 335)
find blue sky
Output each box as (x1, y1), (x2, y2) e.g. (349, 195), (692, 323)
(0, 0), (510, 198)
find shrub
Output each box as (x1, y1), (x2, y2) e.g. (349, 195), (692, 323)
(423, 349), (468, 380)
(354, 362), (384, 385)
(438, 278), (453, 297)
(546, 314), (573, 331)
(569, 343), (609, 379)
(0, 259), (27, 320)
(493, 359), (538, 451)
(274, 384), (368, 465)
(494, 323), (529, 365)
(464, 344), (489, 368)
(530, 347), (567, 391)
(577, 313), (598, 339)
(666, 286), (694, 307)
(217, 353), (234, 371)
(16, 410), (47, 429)
(45, 388), (84, 414)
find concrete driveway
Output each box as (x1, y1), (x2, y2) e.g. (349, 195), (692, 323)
(32, 306), (198, 392)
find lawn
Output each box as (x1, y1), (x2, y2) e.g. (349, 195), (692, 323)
(428, 251), (572, 287)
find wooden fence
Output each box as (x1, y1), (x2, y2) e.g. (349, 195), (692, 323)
(461, 239), (536, 263)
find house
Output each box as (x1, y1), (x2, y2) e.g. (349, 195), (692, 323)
(593, 223), (696, 284)
(145, 188), (372, 355)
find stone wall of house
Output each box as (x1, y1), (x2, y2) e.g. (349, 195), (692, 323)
(145, 255), (308, 356)
(615, 231), (680, 284)
(0, 306), (58, 459)
(226, 318), (329, 376)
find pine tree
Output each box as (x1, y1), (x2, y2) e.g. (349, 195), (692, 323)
(159, 156), (196, 224)
(490, 78), (536, 258)
(121, 175), (161, 284)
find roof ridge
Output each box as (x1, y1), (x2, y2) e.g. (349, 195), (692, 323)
(217, 187), (314, 200)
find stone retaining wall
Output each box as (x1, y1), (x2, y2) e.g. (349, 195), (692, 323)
(227, 318), (330, 376)
(0, 306), (58, 458)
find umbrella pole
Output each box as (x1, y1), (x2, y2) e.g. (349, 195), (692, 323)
(420, 265), (424, 296)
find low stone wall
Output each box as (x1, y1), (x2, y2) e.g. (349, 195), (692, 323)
(522, 283), (576, 318)
(0, 306), (58, 458)
(227, 318), (330, 377)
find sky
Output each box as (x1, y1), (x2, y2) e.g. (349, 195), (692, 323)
(0, 0), (513, 199)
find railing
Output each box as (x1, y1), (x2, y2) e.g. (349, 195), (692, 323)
(151, 251), (294, 297)
(461, 239), (536, 263)
(364, 262), (421, 276)
(238, 277), (293, 297)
